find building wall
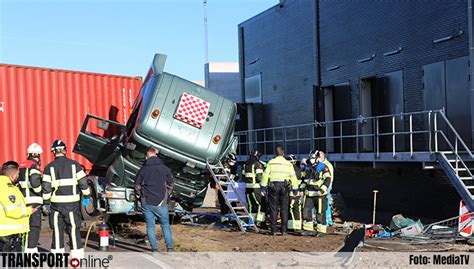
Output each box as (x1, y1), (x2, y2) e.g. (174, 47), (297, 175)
(335, 167), (460, 223)
(239, 0), (318, 128)
(239, 0), (472, 151)
(205, 62), (241, 103)
(319, 0), (469, 117)
(238, 1), (471, 219)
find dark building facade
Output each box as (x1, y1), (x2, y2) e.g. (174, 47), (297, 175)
(238, 0), (474, 219)
(239, 0), (318, 128)
(239, 0), (473, 145)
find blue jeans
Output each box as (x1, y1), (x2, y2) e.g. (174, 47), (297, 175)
(142, 204), (173, 250)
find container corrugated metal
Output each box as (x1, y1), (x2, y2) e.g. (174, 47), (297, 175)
(0, 64), (142, 170)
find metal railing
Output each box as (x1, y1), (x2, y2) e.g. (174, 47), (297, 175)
(235, 109), (472, 161)
(434, 112), (474, 190)
(236, 108), (474, 205)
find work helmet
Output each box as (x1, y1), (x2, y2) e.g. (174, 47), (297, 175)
(308, 150), (320, 160)
(286, 154), (297, 164)
(51, 140), (67, 152)
(227, 153), (237, 166)
(27, 143), (43, 156)
(251, 148), (262, 158)
(308, 150), (320, 165)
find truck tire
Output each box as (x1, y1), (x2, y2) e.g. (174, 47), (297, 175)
(81, 177), (100, 220)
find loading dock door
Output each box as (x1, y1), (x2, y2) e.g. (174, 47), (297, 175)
(368, 71), (405, 152)
(333, 82), (352, 153)
(423, 62), (446, 111)
(323, 86), (335, 152)
(360, 77), (375, 151)
(445, 57), (470, 143)
(384, 70), (405, 152)
(423, 56), (471, 144)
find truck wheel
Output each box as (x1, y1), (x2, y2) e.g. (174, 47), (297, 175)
(81, 178), (100, 220)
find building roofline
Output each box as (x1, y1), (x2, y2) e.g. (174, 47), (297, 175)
(238, 2), (279, 27)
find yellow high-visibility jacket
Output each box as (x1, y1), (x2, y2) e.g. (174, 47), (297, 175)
(0, 175), (32, 237)
(261, 156), (299, 190)
(323, 159), (334, 185)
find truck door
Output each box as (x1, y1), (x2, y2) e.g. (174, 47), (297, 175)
(73, 114), (126, 167)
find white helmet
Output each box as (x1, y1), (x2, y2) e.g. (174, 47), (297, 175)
(27, 143), (43, 155)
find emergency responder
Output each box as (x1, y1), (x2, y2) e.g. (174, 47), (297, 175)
(260, 146), (299, 236)
(42, 140), (91, 258)
(1, 161), (38, 252)
(300, 158), (308, 180)
(318, 150), (335, 226)
(134, 147), (174, 252)
(302, 150), (332, 235)
(286, 155), (303, 231)
(216, 153), (237, 223)
(243, 148), (265, 225)
(18, 143), (43, 253)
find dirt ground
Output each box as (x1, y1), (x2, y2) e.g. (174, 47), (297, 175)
(115, 222), (347, 252)
(110, 210), (474, 253)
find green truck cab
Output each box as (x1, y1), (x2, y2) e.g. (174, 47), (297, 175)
(73, 54), (237, 216)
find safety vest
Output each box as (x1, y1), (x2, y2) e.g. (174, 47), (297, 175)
(18, 159), (43, 205)
(243, 158), (264, 188)
(303, 164), (331, 197)
(0, 176), (31, 237)
(322, 159), (334, 184)
(43, 157), (90, 204)
(301, 170), (307, 179)
(261, 156), (299, 190)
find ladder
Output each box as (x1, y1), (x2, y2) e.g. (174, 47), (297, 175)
(206, 160), (259, 233)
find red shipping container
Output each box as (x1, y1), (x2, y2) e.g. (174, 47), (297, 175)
(0, 64), (142, 171)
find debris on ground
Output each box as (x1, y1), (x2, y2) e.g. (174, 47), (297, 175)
(365, 224), (394, 238)
(389, 214), (421, 231)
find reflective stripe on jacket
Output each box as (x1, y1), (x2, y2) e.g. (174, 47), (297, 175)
(0, 175), (31, 236)
(261, 156), (299, 190)
(18, 158), (43, 205)
(244, 157), (264, 188)
(42, 156), (90, 204)
(303, 163), (332, 197)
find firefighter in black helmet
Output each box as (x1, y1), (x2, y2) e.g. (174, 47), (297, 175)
(243, 148), (265, 226)
(42, 140), (91, 258)
(301, 150), (332, 235)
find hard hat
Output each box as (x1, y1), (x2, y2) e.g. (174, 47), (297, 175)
(27, 143), (43, 155)
(251, 148), (262, 158)
(51, 140), (67, 152)
(227, 153), (237, 166)
(286, 154), (297, 164)
(308, 150), (320, 159)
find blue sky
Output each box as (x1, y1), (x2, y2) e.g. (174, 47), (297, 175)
(0, 0), (275, 80)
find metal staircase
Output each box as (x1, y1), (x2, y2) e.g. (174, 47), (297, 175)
(206, 160), (259, 233)
(433, 112), (474, 212)
(235, 109), (474, 212)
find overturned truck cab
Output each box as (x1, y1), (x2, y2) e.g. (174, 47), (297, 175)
(73, 54), (237, 216)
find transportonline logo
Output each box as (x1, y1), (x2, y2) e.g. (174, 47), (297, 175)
(0, 253), (113, 268)
(69, 255), (113, 268)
